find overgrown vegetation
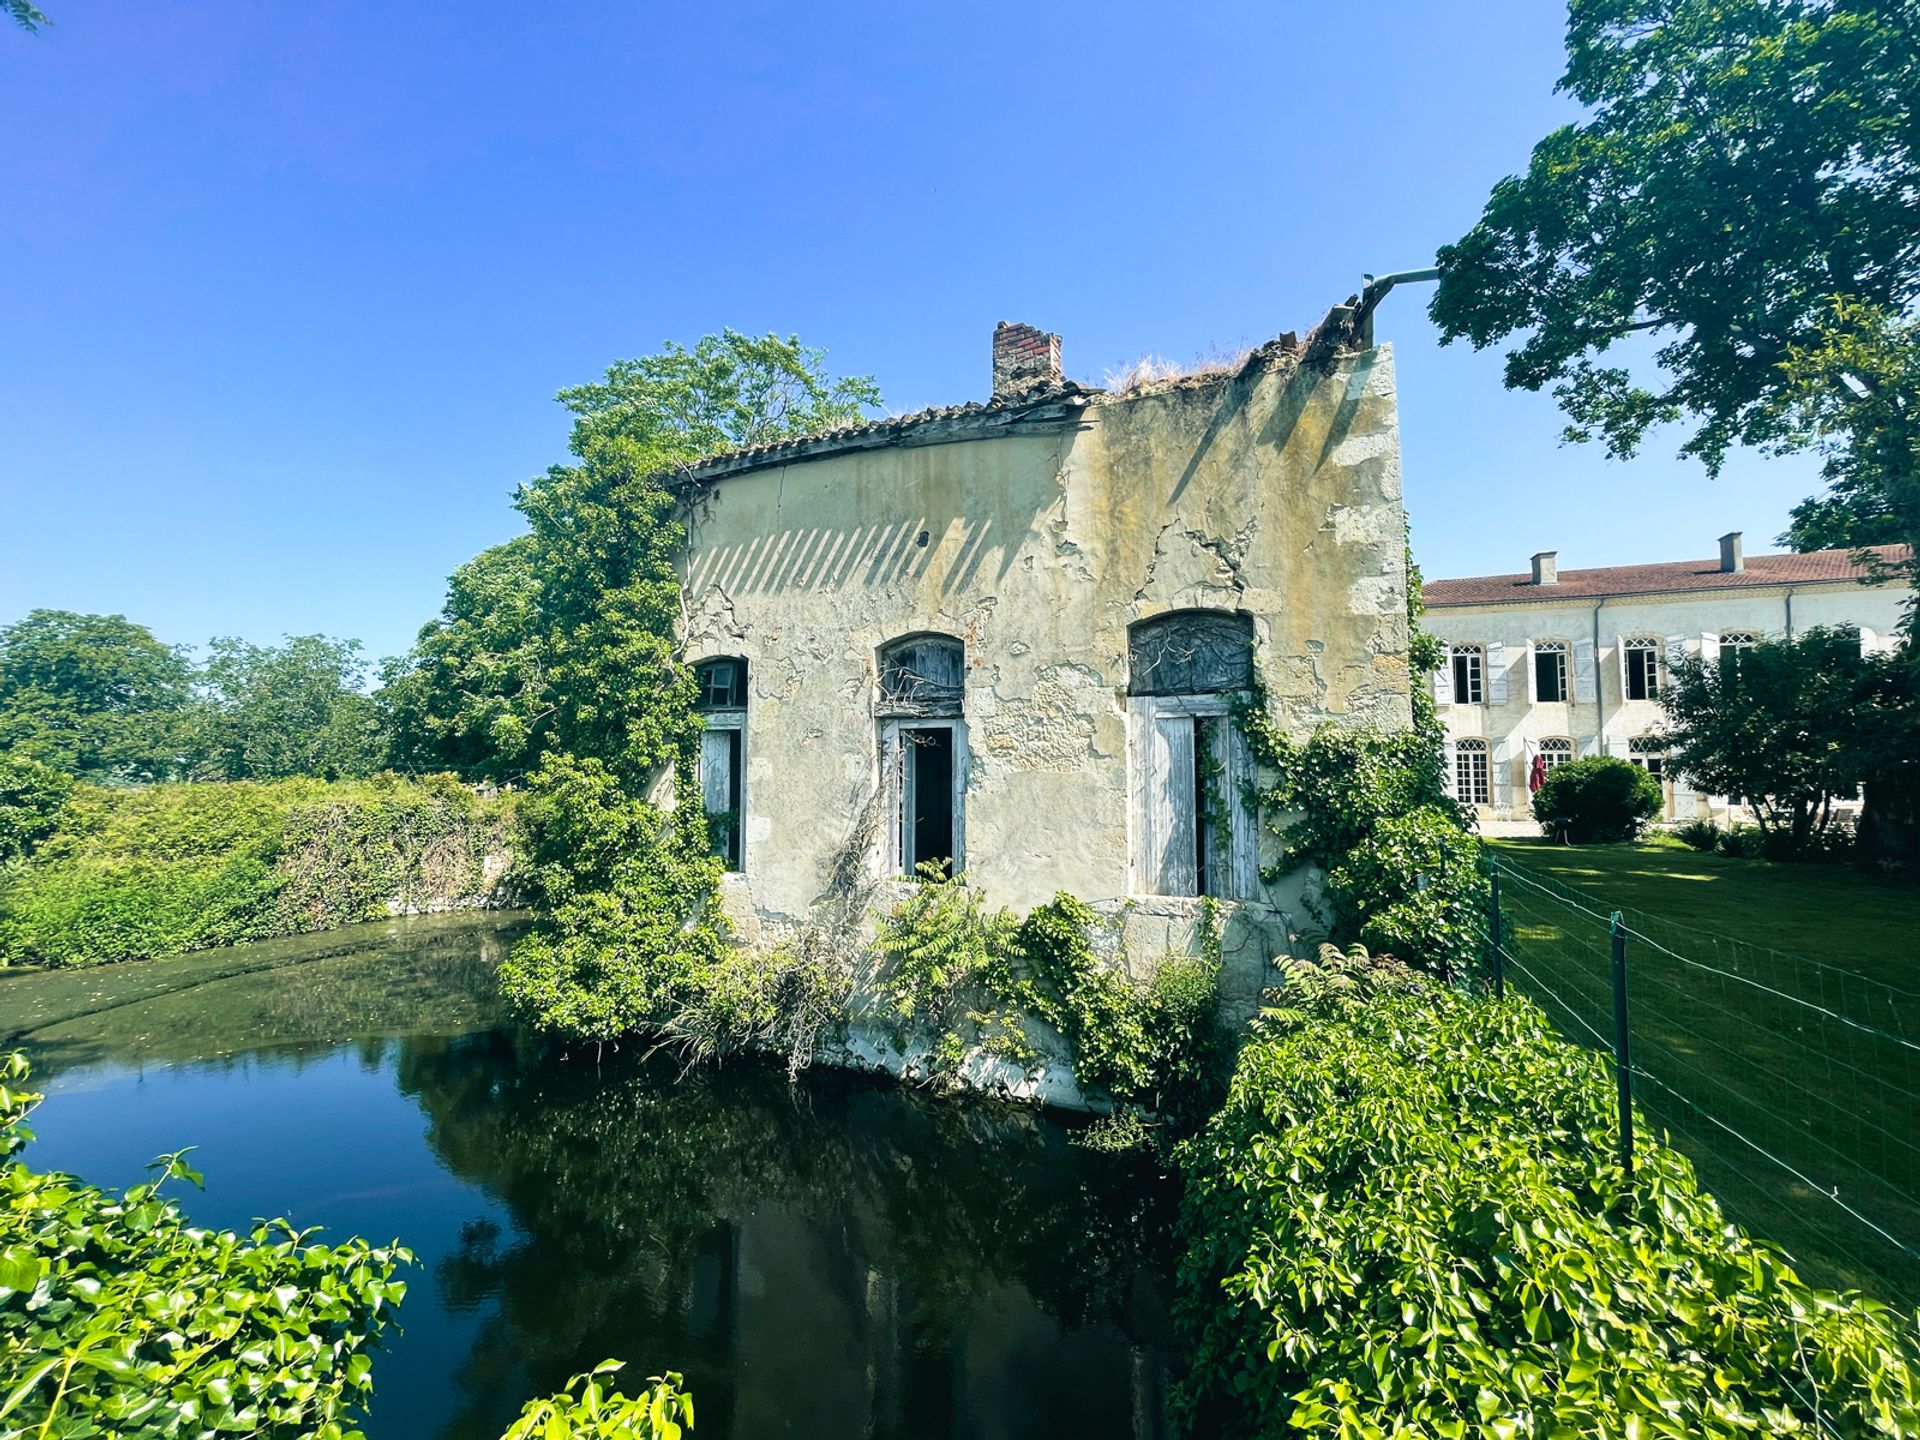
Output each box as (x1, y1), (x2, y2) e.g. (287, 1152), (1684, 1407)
(1531, 755), (1664, 844)
(1174, 943), (1920, 1438)
(498, 1363), (695, 1440)
(859, 875), (1229, 1134)
(0, 775), (517, 967)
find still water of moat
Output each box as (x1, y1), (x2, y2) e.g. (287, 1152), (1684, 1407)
(0, 913), (1176, 1440)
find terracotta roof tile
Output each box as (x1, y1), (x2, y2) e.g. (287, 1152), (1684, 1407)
(1425, 545), (1912, 607)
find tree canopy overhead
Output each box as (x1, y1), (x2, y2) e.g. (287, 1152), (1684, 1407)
(0, 610), (193, 781)
(1432, 0), (1920, 560)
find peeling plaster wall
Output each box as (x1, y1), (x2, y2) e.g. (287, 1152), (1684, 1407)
(677, 343), (1409, 1022)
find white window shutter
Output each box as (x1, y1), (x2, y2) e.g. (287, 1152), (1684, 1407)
(1665, 636), (1687, 683)
(1526, 642), (1538, 703)
(1700, 632), (1719, 666)
(1441, 738), (1458, 798)
(700, 729), (733, 814)
(1572, 638), (1597, 704)
(1617, 639), (1630, 699)
(1432, 663), (1453, 707)
(1149, 713), (1198, 896)
(1486, 642), (1509, 705)
(1579, 733), (1600, 758)
(1491, 736), (1513, 811)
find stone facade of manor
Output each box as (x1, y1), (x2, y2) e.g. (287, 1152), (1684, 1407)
(665, 310), (1413, 1096)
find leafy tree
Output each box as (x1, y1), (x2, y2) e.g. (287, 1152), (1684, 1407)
(188, 633), (384, 781)
(5, 2), (49, 34)
(381, 537), (546, 780)
(1431, 0), (1920, 571)
(0, 610), (193, 780)
(0, 755), (71, 864)
(1779, 467), (1907, 552)
(493, 334), (878, 1041)
(1661, 625), (1890, 852)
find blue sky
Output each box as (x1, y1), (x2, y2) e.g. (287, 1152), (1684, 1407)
(0, 1), (1824, 665)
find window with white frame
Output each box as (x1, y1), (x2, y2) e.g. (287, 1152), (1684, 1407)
(1539, 737), (1574, 773)
(1454, 738), (1491, 805)
(1719, 631), (1759, 652)
(1627, 734), (1667, 782)
(1449, 644), (1485, 705)
(694, 657), (748, 872)
(1622, 637), (1662, 701)
(1533, 640), (1569, 702)
(878, 635), (966, 878)
(1128, 611), (1256, 899)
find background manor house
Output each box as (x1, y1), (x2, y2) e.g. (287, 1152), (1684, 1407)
(1424, 538), (1914, 828)
(669, 314), (1411, 1026)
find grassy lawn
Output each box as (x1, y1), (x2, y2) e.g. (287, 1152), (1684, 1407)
(1488, 838), (1920, 987)
(1485, 838), (1920, 1306)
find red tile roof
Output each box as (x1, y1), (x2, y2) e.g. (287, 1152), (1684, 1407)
(1425, 545), (1912, 607)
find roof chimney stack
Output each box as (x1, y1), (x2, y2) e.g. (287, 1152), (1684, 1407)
(991, 321), (1062, 398)
(1719, 531), (1744, 574)
(1531, 550), (1558, 586)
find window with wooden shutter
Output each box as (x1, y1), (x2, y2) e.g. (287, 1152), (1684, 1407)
(878, 635), (967, 876)
(1126, 612), (1257, 899)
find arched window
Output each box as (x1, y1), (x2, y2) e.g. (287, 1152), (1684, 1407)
(1538, 737), (1574, 774)
(1621, 637), (1662, 700)
(1627, 734), (1667, 782)
(1454, 738), (1491, 806)
(1127, 611), (1256, 899)
(878, 635), (966, 877)
(1531, 640), (1569, 703)
(694, 658), (747, 872)
(1128, 611), (1253, 697)
(1719, 631), (1759, 652)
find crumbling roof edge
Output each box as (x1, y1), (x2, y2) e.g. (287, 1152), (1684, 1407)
(661, 303), (1373, 490)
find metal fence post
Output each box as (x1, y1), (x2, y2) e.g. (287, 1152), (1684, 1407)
(1487, 854), (1504, 1001)
(1609, 910), (1635, 1179)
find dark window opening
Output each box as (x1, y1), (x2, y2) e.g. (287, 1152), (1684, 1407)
(901, 727), (955, 878)
(879, 636), (964, 718)
(1624, 642), (1660, 701)
(1534, 646), (1567, 702)
(1129, 611), (1254, 697)
(1450, 647), (1484, 705)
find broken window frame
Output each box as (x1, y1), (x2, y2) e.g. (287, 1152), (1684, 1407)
(881, 717), (967, 879)
(694, 657), (748, 872)
(1125, 610), (1258, 901)
(877, 634), (965, 720)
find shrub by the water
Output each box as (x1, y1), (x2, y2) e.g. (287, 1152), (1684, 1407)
(1531, 755), (1664, 843)
(0, 775), (517, 967)
(1174, 944), (1920, 1437)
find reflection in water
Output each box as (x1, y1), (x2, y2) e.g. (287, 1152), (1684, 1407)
(4, 917), (1175, 1440)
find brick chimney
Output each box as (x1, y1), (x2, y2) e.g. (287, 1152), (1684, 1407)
(1718, 531), (1744, 573)
(991, 321), (1062, 397)
(1531, 550), (1558, 586)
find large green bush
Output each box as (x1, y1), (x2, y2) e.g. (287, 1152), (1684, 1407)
(1532, 755), (1664, 843)
(0, 775), (517, 967)
(1324, 806), (1487, 979)
(1174, 945), (1920, 1437)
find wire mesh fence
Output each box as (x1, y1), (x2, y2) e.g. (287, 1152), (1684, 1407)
(1475, 853), (1920, 1308)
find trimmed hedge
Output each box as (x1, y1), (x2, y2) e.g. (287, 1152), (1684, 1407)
(1533, 756), (1664, 843)
(1174, 945), (1920, 1437)
(0, 775), (518, 968)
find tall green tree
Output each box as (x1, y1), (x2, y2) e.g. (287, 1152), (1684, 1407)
(0, 610), (192, 781)
(188, 633), (383, 781)
(488, 333), (879, 1041)
(1660, 625), (1904, 852)
(1431, 0), (1920, 571)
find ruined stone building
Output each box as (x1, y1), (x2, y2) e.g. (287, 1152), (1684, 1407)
(670, 313), (1411, 1040)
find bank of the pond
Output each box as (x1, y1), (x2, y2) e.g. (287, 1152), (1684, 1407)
(0, 775), (521, 968)
(1, 912), (1178, 1440)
